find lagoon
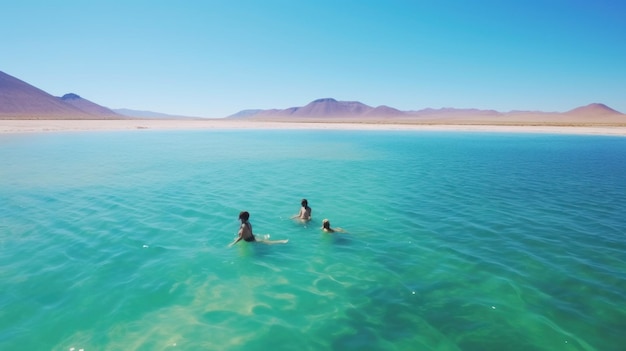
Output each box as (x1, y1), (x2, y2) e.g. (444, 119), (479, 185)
(1, 130), (625, 351)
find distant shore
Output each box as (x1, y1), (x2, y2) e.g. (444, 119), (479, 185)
(1, 119), (626, 136)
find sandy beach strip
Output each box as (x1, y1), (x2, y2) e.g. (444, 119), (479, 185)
(1, 119), (626, 136)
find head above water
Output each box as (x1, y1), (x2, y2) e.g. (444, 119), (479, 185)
(322, 219), (330, 229)
(239, 211), (250, 221)
(301, 199), (308, 207)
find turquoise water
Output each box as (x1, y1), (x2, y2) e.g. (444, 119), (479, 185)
(1, 130), (625, 351)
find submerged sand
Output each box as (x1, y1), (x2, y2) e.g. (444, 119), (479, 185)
(1, 119), (626, 136)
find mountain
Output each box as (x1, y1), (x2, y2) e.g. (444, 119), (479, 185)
(61, 93), (119, 116)
(227, 99), (504, 119)
(228, 98), (408, 119)
(0, 71), (122, 119)
(293, 98), (371, 117)
(1, 71), (84, 117)
(565, 103), (623, 116)
(228, 98), (624, 124)
(3, 70), (623, 123)
(227, 109), (265, 119)
(365, 105), (405, 117)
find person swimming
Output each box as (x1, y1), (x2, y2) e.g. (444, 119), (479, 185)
(229, 211), (288, 247)
(292, 198), (312, 221)
(321, 219), (345, 233)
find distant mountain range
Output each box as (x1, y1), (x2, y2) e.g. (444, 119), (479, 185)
(112, 108), (201, 119)
(229, 98), (624, 121)
(1, 70), (624, 122)
(228, 98), (406, 119)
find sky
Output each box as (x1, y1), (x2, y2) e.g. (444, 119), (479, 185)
(2, 0), (625, 117)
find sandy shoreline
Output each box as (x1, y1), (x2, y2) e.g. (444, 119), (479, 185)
(1, 119), (626, 136)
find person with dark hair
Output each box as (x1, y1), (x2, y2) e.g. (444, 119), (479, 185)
(292, 198), (312, 221)
(229, 211), (288, 247)
(321, 219), (345, 233)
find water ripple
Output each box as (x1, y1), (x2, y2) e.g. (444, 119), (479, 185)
(1, 131), (626, 350)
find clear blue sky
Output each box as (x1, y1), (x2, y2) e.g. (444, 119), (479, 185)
(2, 0), (625, 117)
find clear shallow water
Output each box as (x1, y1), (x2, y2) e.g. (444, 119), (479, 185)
(1, 129), (625, 351)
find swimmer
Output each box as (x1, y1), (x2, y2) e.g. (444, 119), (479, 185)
(229, 211), (288, 247)
(291, 198), (312, 221)
(321, 219), (346, 233)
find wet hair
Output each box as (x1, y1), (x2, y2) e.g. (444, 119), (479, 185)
(301, 199), (308, 207)
(239, 211), (250, 221)
(322, 219), (330, 229)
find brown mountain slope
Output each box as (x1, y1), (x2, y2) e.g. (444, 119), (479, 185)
(236, 98), (407, 119)
(294, 98), (371, 117)
(565, 103), (623, 116)
(364, 105), (405, 117)
(60, 93), (120, 116)
(0, 71), (85, 117)
(0, 71), (122, 119)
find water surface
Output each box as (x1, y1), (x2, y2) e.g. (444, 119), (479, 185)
(1, 130), (625, 351)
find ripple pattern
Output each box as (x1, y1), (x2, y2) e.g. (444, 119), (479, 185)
(1, 130), (625, 351)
